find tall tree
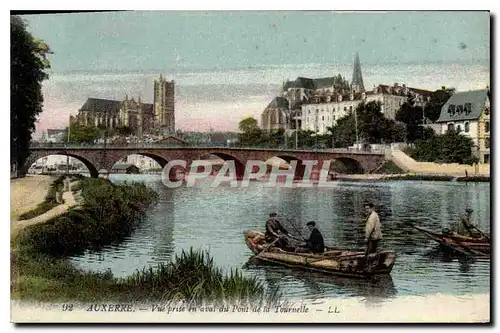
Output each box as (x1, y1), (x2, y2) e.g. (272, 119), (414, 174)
(62, 123), (101, 144)
(237, 116), (264, 146)
(11, 16), (52, 176)
(396, 100), (424, 142)
(425, 86), (455, 122)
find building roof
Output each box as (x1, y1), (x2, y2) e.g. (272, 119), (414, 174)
(436, 89), (489, 123)
(266, 96), (289, 109)
(284, 76), (345, 91)
(80, 98), (154, 114)
(112, 163), (139, 170)
(283, 77), (316, 90)
(46, 129), (67, 136)
(156, 135), (187, 144)
(313, 77), (336, 89)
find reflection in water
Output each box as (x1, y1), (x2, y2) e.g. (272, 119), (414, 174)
(70, 176), (490, 299)
(248, 263), (397, 304)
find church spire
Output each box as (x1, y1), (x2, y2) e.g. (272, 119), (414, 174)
(351, 52), (365, 94)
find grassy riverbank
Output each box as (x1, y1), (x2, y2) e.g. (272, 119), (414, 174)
(12, 177), (276, 304)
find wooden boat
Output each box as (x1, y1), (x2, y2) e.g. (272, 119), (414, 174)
(244, 231), (396, 278)
(412, 225), (490, 258)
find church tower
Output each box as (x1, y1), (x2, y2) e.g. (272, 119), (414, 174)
(154, 74), (175, 136)
(351, 52), (365, 94)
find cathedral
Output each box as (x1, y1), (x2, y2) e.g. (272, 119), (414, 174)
(72, 74), (175, 137)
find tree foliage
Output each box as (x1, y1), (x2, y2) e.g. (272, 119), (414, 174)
(425, 86), (455, 122)
(410, 129), (478, 165)
(11, 16), (52, 175)
(62, 123), (100, 144)
(328, 101), (406, 147)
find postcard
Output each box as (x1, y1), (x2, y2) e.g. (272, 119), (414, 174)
(10, 10), (490, 323)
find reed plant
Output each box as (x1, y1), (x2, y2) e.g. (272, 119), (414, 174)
(121, 248), (280, 305)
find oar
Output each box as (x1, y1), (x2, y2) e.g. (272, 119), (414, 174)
(471, 225), (490, 242)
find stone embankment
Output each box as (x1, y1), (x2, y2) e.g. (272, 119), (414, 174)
(389, 149), (490, 177)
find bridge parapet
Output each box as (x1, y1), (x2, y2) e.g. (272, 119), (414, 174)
(29, 143), (386, 155)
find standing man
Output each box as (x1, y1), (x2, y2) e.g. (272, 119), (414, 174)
(364, 203), (382, 256)
(265, 213), (291, 249)
(457, 208), (476, 237)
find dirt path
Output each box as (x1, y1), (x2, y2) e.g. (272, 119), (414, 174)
(10, 175), (56, 220)
(10, 176), (79, 241)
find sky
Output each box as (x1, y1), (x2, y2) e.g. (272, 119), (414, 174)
(14, 10), (491, 135)
(22, 11), (490, 72)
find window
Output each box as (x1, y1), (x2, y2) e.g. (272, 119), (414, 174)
(447, 123), (454, 132)
(344, 107), (347, 111)
(464, 103), (472, 115)
(485, 138), (490, 149)
(464, 122), (470, 133)
(484, 107), (490, 116)
(349, 106), (353, 112)
(457, 105), (464, 114)
(448, 104), (456, 115)
(456, 125), (462, 132)
(322, 116), (324, 121)
(485, 121), (490, 133)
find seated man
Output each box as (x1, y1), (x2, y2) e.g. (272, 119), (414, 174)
(295, 221), (325, 254)
(265, 213), (291, 249)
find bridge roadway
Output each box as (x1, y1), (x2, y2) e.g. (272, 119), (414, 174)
(26, 144), (387, 179)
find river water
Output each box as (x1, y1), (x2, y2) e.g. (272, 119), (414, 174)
(69, 175), (490, 302)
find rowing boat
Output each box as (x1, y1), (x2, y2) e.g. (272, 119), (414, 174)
(244, 230), (396, 278)
(412, 225), (490, 258)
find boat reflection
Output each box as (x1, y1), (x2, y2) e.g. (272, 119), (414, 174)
(245, 260), (397, 304)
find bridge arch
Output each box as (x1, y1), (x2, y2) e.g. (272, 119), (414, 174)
(108, 152), (168, 169)
(23, 151), (99, 178)
(205, 152), (246, 179)
(328, 157), (364, 174)
(270, 155), (310, 180)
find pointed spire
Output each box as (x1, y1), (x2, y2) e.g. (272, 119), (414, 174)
(125, 94), (128, 101)
(351, 52), (365, 93)
(159, 73), (163, 81)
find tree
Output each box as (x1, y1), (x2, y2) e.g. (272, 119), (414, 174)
(62, 123), (100, 144)
(411, 129), (478, 165)
(11, 16), (52, 176)
(115, 126), (133, 136)
(237, 116), (264, 147)
(396, 100), (424, 142)
(425, 86), (455, 122)
(238, 117), (259, 133)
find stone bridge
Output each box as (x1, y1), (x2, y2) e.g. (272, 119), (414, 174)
(26, 145), (387, 179)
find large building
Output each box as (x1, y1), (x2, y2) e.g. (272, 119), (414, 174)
(302, 83), (432, 134)
(72, 75), (175, 138)
(435, 89), (490, 163)
(260, 52), (432, 135)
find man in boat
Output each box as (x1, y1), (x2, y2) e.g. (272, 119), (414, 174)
(265, 213), (292, 249)
(457, 208), (478, 237)
(364, 203), (382, 256)
(293, 221), (325, 254)
(305, 221), (325, 253)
